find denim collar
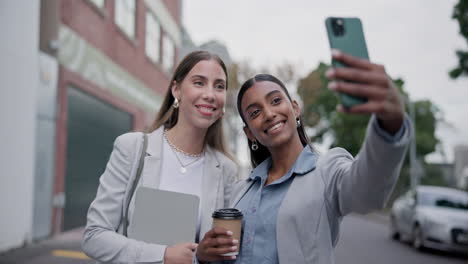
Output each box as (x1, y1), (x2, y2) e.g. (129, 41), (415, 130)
(248, 145), (317, 183)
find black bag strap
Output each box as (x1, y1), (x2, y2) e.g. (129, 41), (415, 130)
(123, 133), (148, 237)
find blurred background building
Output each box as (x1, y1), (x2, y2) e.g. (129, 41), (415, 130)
(454, 145), (468, 189)
(0, 0), (237, 253)
(1, 0), (467, 258)
(0, 0), (186, 252)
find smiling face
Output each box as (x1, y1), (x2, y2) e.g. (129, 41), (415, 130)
(241, 81), (301, 150)
(172, 59), (227, 130)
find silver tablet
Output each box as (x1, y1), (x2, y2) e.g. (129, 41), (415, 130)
(129, 186), (200, 245)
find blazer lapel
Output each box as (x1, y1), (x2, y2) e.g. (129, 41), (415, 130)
(140, 127), (164, 188)
(199, 147), (221, 236)
(230, 179), (255, 207)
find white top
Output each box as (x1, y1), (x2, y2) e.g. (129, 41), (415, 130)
(159, 136), (204, 239)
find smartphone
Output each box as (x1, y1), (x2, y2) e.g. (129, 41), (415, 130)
(325, 17), (370, 108)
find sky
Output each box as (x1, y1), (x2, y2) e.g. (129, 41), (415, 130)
(183, 0), (468, 163)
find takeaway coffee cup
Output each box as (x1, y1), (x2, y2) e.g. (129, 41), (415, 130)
(212, 208), (243, 256)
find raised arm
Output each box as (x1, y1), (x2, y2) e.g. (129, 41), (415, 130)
(322, 115), (412, 217)
(323, 50), (413, 216)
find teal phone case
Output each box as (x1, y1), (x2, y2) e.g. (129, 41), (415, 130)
(325, 17), (370, 108)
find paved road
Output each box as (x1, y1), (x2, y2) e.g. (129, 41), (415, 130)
(335, 214), (468, 264)
(1, 214), (467, 263)
(0, 228), (93, 264)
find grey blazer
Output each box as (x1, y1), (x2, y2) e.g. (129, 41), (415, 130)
(82, 127), (237, 264)
(227, 116), (412, 264)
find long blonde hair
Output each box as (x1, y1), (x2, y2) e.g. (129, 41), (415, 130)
(148, 51), (233, 160)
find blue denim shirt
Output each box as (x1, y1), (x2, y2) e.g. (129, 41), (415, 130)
(233, 146), (317, 264)
(231, 118), (406, 264)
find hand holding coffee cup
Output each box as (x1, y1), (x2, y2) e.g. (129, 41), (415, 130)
(196, 208), (243, 262)
(212, 208), (243, 256)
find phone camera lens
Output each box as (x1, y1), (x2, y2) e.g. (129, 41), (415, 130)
(331, 18), (345, 37)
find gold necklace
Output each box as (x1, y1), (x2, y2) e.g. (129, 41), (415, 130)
(164, 130), (204, 173)
(163, 130), (204, 157)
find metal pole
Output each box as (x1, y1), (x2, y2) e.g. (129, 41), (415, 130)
(408, 100), (419, 190)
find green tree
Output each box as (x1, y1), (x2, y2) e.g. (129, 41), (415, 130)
(297, 63), (367, 154)
(421, 164), (450, 187)
(223, 62), (256, 157)
(450, 0), (468, 79)
(412, 100), (439, 157)
(297, 63), (338, 143)
(298, 62), (439, 157)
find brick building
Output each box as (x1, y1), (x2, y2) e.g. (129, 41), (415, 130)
(1, 0), (183, 251)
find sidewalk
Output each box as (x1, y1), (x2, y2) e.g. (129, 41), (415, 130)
(0, 227), (93, 264)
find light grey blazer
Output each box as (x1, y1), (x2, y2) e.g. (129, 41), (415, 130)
(82, 127), (238, 264)
(227, 116), (412, 264)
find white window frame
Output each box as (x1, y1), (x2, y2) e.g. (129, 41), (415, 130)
(145, 12), (161, 63)
(162, 35), (174, 73)
(88, 0), (105, 9)
(114, 0), (136, 39)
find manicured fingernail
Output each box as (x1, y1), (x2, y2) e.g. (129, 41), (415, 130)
(337, 105), (349, 112)
(328, 82), (337, 91)
(325, 69), (335, 78)
(231, 246), (238, 251)
(232, 239), (239, 245)
(230, 256), (237, 259)
(331, 49), (341, 57)
(226, 231), (233, 236)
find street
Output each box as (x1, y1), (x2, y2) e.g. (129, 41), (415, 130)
(0, 228), (93, 264)
(1, 214), (467, 263)
(335, 214), (468, 264)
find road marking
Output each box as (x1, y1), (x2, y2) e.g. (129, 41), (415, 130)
(51, 250), (90, 259)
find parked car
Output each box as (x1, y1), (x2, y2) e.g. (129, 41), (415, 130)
(390, 185), (468, 253)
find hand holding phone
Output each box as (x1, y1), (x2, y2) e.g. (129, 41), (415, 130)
(324, 18), (405, 134)
(325, 17), (369, 108)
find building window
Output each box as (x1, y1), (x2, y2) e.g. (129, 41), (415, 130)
(145, 12), (161, 63)
(114, 0), (136, 39)
(88, 0), (105, 9)
(162, 35), (174, 73)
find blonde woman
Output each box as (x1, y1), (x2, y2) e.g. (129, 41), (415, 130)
(82, 51), (237, 264)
